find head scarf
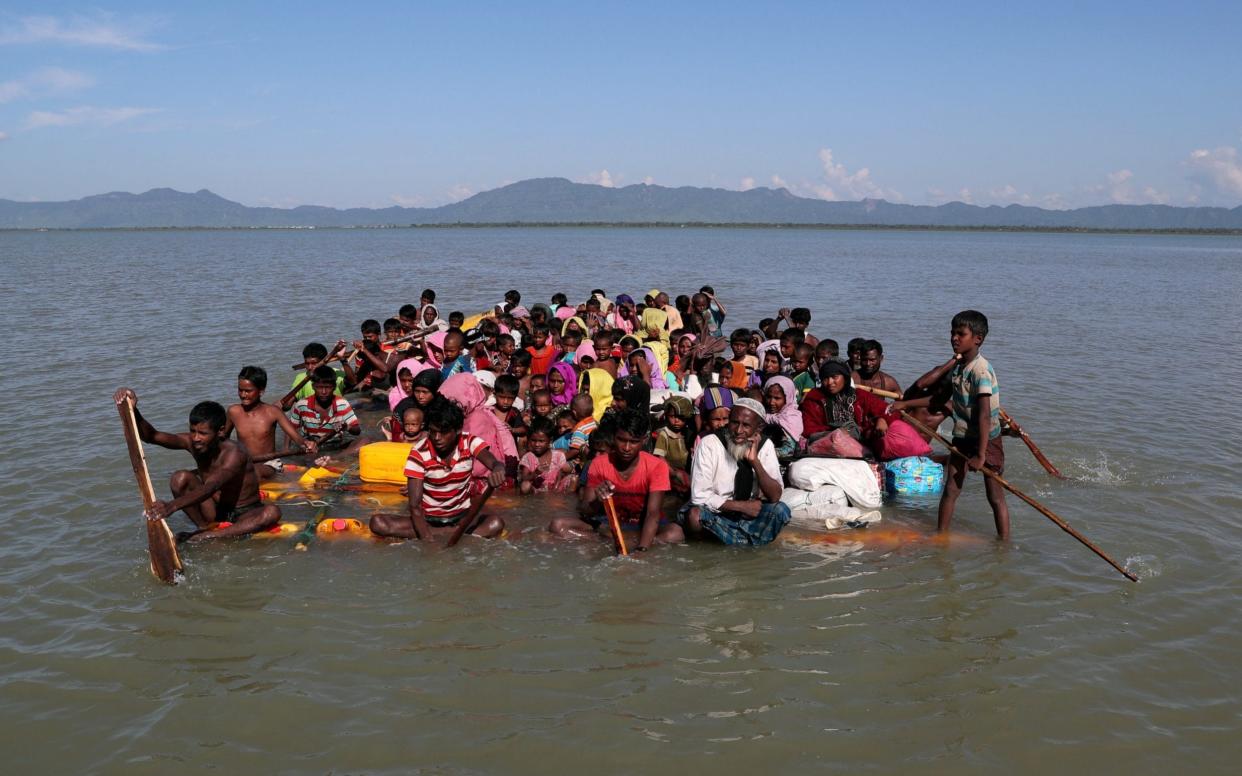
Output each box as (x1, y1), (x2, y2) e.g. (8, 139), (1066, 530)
(423, 331), (448, 368)
(579, 368), (614, 421)
(612, 374), (651, 412)
(763, 375), (803, 440)
(439, 373), (518, 478)
(615, 293), (634, 307)
(575, 340), (597, 363)
(409, 368), (443, 406)
(756, 338), (783, 370)
(817, 360), (858, 434)
(699, 384), (734, 413)
(531, 302), (553, 321)
(633, 347), (668, 390)
(561, 316), (587, 337)
(555, 306), (575, 321)
(387, 357), (432, 410)
(421, 304), (448, 333)
(547, 361), (578, 406)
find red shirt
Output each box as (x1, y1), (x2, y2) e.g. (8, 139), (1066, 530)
(586, 451), (670, 523)
(526, 345), (560, 377)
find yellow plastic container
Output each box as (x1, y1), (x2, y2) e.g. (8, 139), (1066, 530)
(298, 466), (335, 487)
(316, 518), (372, 538)
(359, 441), (414, 484)
(251, 522), (301, 539)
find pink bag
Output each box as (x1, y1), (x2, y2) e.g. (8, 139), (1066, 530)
(808, 428), (868, 459)
(879, 419), (933, 461)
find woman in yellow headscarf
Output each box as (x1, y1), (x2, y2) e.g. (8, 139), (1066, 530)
(578, 368), (614, 421)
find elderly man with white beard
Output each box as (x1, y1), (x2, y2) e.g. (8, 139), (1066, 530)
(679, 397), (791, 546)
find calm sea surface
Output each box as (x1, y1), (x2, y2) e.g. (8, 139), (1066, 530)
(1, 227), (1240, 773)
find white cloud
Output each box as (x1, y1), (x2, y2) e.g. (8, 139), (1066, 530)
(815, 148), (899, 201)
(390, 194), (426, 208)
(1186, 146), (1242, 199)
(642, 176), (655, 185)
(23, 106), (161, 130)
(446, 183), (474, 202)
(0, 131), (8, 142)
(588, 169), (616, 188)
(768, 149), (902, 202)
(0, 14), (165, 51)
(0, 67), (94, 104)
(739, 176), (756, 191)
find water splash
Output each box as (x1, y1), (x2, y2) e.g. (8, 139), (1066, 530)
(1125, 554), (1163, 579)
(1069, 451), (1132, 485)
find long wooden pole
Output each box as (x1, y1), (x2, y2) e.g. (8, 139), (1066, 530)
(116, 397), (183, 584)
(601, 495), (629, 556)
(899, 411), (1137, 582)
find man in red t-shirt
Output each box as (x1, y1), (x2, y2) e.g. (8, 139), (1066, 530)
(547, 408), (682, 552)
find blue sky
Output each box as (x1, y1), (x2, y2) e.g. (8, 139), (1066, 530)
(2, 2), (1240, 209)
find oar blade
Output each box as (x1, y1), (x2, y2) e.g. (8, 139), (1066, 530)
(146, 517), (183, 584)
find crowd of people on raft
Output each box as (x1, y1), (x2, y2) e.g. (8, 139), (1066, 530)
(116, 285), (1013, 551)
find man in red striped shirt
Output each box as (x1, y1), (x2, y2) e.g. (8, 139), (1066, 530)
(370, 395), (506, 543)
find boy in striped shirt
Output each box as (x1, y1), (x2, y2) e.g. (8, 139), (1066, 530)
(369, 395), (506, 543)
(290, 366), (361, 451)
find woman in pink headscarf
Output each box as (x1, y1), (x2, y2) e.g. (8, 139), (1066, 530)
(439, 373), (519, 484)
(546, 361), (578, 406)
(387, 357), (432, 411)
(423, 331), (448, 368)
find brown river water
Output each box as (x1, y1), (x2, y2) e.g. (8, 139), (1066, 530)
(0, 227), (1239, 773)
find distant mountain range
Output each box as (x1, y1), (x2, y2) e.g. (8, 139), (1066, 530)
(2, 177), (1241, 230)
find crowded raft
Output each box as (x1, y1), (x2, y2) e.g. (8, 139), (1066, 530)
(117, 286), (1023, 557)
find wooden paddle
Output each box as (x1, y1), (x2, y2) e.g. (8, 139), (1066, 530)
(445, 484), (495, 548)
(899, 411), (1137, 582)
(998, 409), (1067, 480)
(855, 384), (902, 399)
(287, 345), (353, 370)
(601, 495), (629, 556)
(116, 396), (183, 584)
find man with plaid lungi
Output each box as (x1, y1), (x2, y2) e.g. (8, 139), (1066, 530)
(679, 398), (791, 546)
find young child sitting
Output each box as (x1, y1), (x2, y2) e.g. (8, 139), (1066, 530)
(565, 393), (597, 462)
(225, 365), (315, 479)
(519, 416), (577, 494)
(439, 330), (475, 380)
(492, 374), (527, 445)
(550, 408), (575, 453)
(525, 323), (560, 376)
(725, 328), (753, 390)
(790, 342), (817, 401)
(652, 395), (696, 494)
(524, 387), (554, 429)
(290, 365), (362, 452)
(389, 399), (427, 445)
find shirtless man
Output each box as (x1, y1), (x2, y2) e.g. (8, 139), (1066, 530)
(223, 366), (316, 480)
(854, 339), (902, 395)
(114, 388), (280, 540)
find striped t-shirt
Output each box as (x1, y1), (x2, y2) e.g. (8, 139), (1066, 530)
(949, 355), (1001, 439)
(290, 396), (359, 440)
(403, 433), (488, 517)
